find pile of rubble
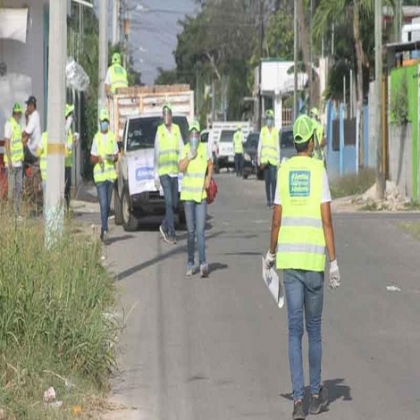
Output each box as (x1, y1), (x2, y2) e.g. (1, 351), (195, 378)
(353, 181), (411, 211)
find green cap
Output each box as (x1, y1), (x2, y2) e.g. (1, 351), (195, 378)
(112, 52), (121, 65)
(293, 115), (315, 144)
(236, 124), (242, 130)
(310, 107), (319, 117)
(13, 102), (23, 114)
(189, 120), (200, 133)
(99, 108), (109, 121)
(65, 104), (75, 118)
(162, 103), (172, 113)
(265, 109), (274, 118)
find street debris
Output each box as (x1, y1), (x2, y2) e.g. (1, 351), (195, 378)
(43, 386), (63, 409)
(386, 285), (401, 292)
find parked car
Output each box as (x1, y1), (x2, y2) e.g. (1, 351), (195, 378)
(243, 132), (264, 180)
(114, 114), (189, 231)
(279, 126), (296, 162)
(214, 129), (236, 172)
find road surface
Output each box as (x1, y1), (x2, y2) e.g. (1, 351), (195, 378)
(95, 174), (420, 420)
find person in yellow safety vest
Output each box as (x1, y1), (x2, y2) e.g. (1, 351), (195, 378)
(233, 124), (245, 177)
(258, 109), (280, 208)
(154, 103), (184, 245)
(309, 107), (326, 166)
(4, 102), (24, 219)
(90, 109), (119, 243)
(104, 52), (128, 96)
(264, 114), (340, 420)
(64, 104), (78, 211)
(179, 120), (214, 278)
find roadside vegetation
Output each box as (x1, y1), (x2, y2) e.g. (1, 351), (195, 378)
(398, 222), (420, 241)
(0, 209), (118, 419)
(329, 168), (376, 199)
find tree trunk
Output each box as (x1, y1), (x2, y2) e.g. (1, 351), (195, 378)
(353, 1), (364, 167)
(296, 0), (313, 109)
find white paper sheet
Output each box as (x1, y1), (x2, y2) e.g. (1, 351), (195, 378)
(261, 257), (284, 308)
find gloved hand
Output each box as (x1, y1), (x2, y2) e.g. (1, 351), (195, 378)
(154, 178), (160, 190)
(264, 250), (276, 270)
(187, 149), (197, 160)
(329, 260), (341, 289)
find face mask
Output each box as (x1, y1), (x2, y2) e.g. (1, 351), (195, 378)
(101, 121), (109, 132)
(190, 134), (199, 150)
(267, 118), (273, 127)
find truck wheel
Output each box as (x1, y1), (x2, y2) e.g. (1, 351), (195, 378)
(122, 184), (139, 232)
(114, 184), (123, 226)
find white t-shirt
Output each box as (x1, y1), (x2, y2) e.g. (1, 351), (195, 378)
(90, 134), (119, 156)
(104, 68), (111, 86)
(24, 110), (42, 156)
(274, 168), (331, 205)
(4, 120), (22, 168)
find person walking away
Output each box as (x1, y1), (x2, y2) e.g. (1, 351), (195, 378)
(309, 107), (326, 166)
(264, 114), (340, 420)
(179, 121), (214, 278)
(90, 109), (119, 243)
(4, 103), (24, 219)
(154, 103), (184, 245)
(105, 52), (128, 96)
(233, 124), (245, 177)
(64, 104), (78, 212)
(258, 109), (280, 208)
(22, 96), (42, 165)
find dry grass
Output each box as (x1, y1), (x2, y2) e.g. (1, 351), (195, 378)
(330, 168), (376, 199)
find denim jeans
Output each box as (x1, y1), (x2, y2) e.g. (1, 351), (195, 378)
(234, 153), (243, 176)
(264, 163), (277, 205)
(184, 200), (207, 268)
(7, 166), (23, 215)
(96, 180), (114, 235)
(284, 269), (324, 401)
(65, 166), (72, 210)
(160, 175), (179, 239)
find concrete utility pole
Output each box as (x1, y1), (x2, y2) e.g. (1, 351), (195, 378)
(395, 0), (402, 43)
(98, 0), (108, 111)
(45, 0), (67, 246)
(112, 0), (120, 46)
(258, 0), (264, 131)
(375, 0), (385, 199)
(293, 0), (298, 119)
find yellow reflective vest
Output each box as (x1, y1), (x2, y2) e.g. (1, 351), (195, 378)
(65, 129), (74, 168)
(108, 64), (128, 93)
(92, 131), (118, 183)
(180, 143), (208, 203)
(39, 132), (48, 181)
(4, 117), (23, 165)
(233, 131), (244, 154)
(276, 156), (326, 272)
(312, 120), (325, 161)
(260, 126), (279, 165)
(157, 124), (182, 177)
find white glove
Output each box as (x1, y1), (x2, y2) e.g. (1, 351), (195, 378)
(329, 260), (341, 289)
(187, 149), (197, 160)
(154, 179), (160, 190)
(264, 250), (276, 270)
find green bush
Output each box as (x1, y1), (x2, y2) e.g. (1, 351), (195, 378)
(0, 218), (117, 419)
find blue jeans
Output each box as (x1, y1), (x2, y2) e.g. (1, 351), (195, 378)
(184, 200), (207, 268)
(264, 164), (277, 205)
(7, 167), (23, 215)
(96, 180), (114, 234)
(284, 269), (324, 401)
(234, 153), (243, 176)
(160, 175), (179, 239)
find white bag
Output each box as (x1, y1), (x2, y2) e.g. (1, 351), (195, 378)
(261, 257), (284, 308)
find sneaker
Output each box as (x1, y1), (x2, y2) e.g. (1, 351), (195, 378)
(200, 263), (209, 278)
(186, 265), (195, 277)
(309, 386), (328, 415)
(167, 236), (177, 245)
(100, 230), (109, 244)
(292, 400), (305, 420)
(159, 225), (169, 242)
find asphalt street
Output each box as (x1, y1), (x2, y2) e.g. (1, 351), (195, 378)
(95, 173), (420, 420)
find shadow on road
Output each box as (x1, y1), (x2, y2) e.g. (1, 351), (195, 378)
(115, 230), (225, 282)
(107, 234), (135, 245)
(209, 262), (229, 273)
(223, 251), (261, 256)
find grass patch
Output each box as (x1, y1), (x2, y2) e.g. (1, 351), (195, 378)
(398, 222), (420, 240)
(0, 209), (118, 419)
(330, 168), (376, 199)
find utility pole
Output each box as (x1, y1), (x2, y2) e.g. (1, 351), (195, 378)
(395, 0), (402, 43)
(98, 0), (108, 111)
(112, 0), (120, 46)
(375, 0), (385, 199)
(293, 0), (298, 120)
(258, 0), (264, 131)
(45, 0), (67, 247)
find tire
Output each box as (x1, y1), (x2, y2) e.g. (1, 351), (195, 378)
(122, 183), (140, 232)
(114, 184), (123, 226)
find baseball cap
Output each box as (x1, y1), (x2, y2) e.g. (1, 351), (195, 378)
(236, 124), (242, 130)
(162, 103), (172, 113)
(112, 52), (121, 65)
(25, 95), (37, 107)
(99, 108), (109, 121)
(310, 107), (319, 117)
(189, 120), (200, 133)
(13, 102), (23, 114)
(293, 115), (315, 144)
(265, 109), (274, 118)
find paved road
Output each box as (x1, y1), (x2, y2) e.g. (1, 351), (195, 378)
(99, 174), (420, 420)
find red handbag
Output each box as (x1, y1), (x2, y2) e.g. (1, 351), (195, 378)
(206, 178), (218, 204)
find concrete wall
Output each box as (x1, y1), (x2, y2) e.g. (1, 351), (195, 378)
(0, 0), (46, 137)
(388, 124), (413, 198)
